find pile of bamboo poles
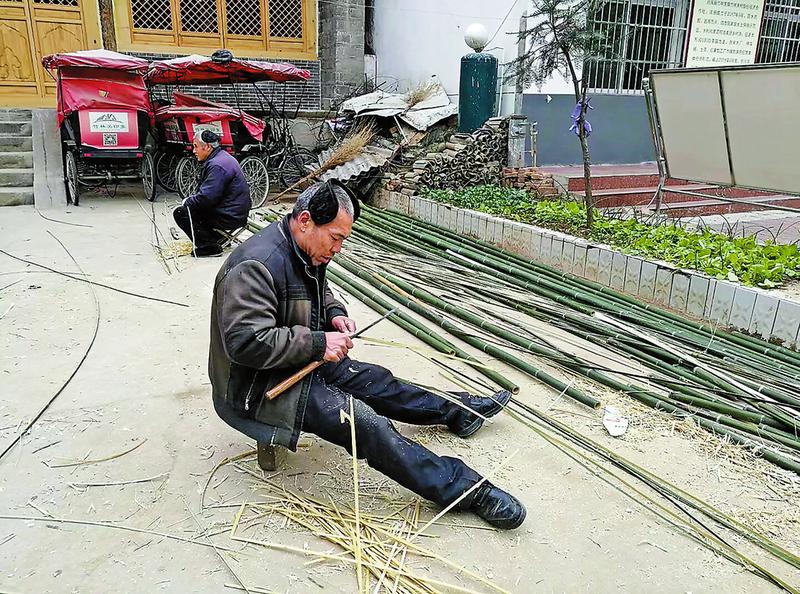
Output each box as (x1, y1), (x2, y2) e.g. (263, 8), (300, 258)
(245, 207), (800, 593)
(249, 206), (800, 475)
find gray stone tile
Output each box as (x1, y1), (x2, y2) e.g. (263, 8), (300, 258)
(686, 275), (711, 319)
(456, 209), (466, 234)
(435, 204), (446, 228)
(639, 261), (657, 301)
(597, 248), (613, 286)
(654, 267), (673, 306)
(507, 222), (529, 257)
(624, 257), (642, 295)
(397, 193), (410, 214)
(610, 252), (627, 291)
(669, 273), (690, 312)
(516, 227), (535, 259)
(539, 234), (553, 265)
(528, 230), (542, 261)
(749, 293), (779, 339)
(477, 215), (489, 241)
(446, 206), (458, 231)
(771, 300), (800, 348)
(561, 241), (576, 274)
(704, 280), (718, 318)
(551, 238), (565, 269)
(585, 247), (600, 282)
(573, 244), (588, 277)
(709, 281), (736, 325)
(728, 287), (758, 331)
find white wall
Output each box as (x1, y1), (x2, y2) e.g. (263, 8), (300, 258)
(373, 0), (579, 115)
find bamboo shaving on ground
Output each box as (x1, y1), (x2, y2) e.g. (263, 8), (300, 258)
(212, 453), (514, 594)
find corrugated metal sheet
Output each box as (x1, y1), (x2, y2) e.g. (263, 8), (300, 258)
(318, 143), (396, 183)
(340, 87), (456, 131)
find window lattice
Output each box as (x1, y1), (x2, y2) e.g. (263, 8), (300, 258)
(227, 0), (262, 36)
(33, 0), (78, 5)
(180, 0), (219, 33)
(269, 0), (303, 38)
(132, 0), (173, 31)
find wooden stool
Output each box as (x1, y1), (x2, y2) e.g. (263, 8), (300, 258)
(215, 227), (246, 250)
(256, 441), (287, 471)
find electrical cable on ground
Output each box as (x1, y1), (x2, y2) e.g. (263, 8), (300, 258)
(0, 232), (100, 462)
(0, 249), (189, 307)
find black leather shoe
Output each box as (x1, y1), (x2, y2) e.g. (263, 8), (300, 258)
(449, 390), (511, 438)
(193, 244), (224, 257)
(470, 482), (526, 529)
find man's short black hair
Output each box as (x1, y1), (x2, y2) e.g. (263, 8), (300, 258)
(200, 129), (221, 145)
(292, 180), (360, 224)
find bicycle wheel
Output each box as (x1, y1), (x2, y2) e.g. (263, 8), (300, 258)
(141, 152), (157, 202)
(176, 156), (201, 199)
(240, 156), (270, 209)
(280, 147), (318, 189)
(155, 151), (179, 192)
(65, 151), (80, 206)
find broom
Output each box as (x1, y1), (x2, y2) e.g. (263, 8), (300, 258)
(404, 81), (440, 108)
(272, 124), (376, 202)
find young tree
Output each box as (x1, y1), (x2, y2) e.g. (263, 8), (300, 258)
(511, 0), (606, 227)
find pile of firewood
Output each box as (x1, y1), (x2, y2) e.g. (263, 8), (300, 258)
(383, 118), (509, 195)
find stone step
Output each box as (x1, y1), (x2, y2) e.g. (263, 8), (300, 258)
(575, 184), (774, 208)
(0, 109), (32, 122)
(0, 168), (33, 187)
(0, 121), (32, 136)
(0, 151), (33, 168)
(0, 186), (34, 206)
(0, 136), (33, 152)
(663, 196), (800, 218)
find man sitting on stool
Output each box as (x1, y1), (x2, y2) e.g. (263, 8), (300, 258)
(173, 130), (251, 257)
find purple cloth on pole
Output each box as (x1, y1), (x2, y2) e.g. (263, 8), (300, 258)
(569, 99), (593, 137)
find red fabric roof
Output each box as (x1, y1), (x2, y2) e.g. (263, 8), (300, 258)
(146, 54), (311, 85)
(167, 92), (266, 141)
(56, 67), (151, 127)
(42, 49), (150, 73)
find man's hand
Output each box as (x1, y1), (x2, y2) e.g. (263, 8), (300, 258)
(323, 331), (354, 362)
(331, 315), (357, 334)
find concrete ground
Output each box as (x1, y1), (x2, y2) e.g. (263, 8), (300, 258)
(679, 209), (800, 245)
(0, 188), (798, 594)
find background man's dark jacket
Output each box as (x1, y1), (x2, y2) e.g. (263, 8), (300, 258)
(184, 148), (251, 228)
(209, 216), (347, 449)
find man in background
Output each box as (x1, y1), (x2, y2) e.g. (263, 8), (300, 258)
(172, 130), (251, 257)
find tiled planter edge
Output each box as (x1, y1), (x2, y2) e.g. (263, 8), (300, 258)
(371, 190), (799, 349)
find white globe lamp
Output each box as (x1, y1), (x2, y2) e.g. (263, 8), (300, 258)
(464, 23), (489, 53)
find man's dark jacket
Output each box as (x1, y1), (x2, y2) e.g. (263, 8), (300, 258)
(209, 216), (348, 449)
(184, 148), (251, 228)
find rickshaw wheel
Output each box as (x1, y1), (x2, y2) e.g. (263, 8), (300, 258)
(176, 156), (201, 200)
(65, 152), (80, 207)
(240, 156), (270, 209)
(155, 151), (178, 192)
(141, 152), (157, 202)
(280, 148), (318, 189)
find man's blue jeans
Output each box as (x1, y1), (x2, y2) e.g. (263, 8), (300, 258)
(302, 357), (483, 508)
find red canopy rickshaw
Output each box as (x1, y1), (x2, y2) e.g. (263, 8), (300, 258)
(42, 49), (156, 205)
(145, 54), (312, 208)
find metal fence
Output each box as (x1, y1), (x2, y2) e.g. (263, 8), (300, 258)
(757, 0), (800, 63)
(586, 0), (691, 94)
(586, 0), (800, 94)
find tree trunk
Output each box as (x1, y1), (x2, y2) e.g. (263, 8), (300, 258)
(578, 123), (593, 227)
(578, 78), (593, 228)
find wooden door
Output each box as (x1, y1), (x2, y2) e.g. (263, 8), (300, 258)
(0, 0), (101, 107)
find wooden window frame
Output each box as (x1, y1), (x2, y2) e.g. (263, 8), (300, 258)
(113, 0), (317, 60)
